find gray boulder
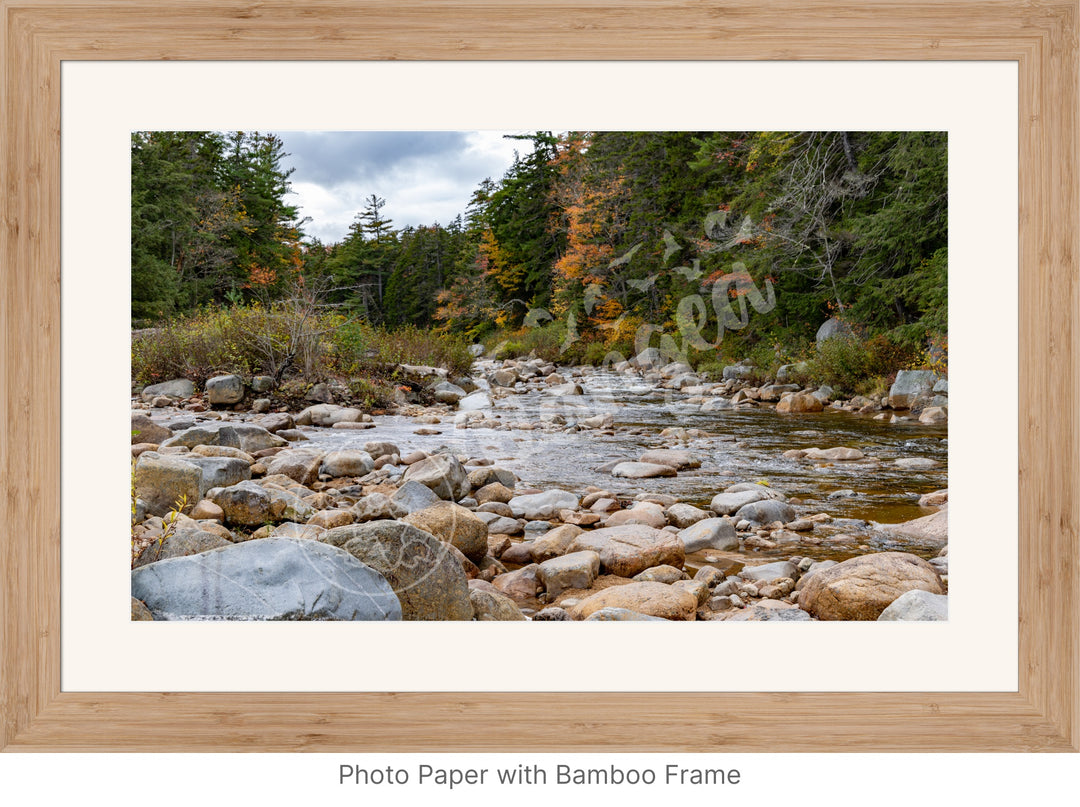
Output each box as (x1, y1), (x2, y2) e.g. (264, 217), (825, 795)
(433, 381), (467, 403)
(205, 374), (245, 405)
(888, 369), (939, 410)
(134, 453), (203, 517)
(508, 489), (579, 519)
(131, 536), (401, 620)
(131, 413), (172, 445)
(140, 378), (194, 402)
(320, 450), (375, 478)
(733, 498), (795, 525)
(537, 550), (601, 598)
(321, 521), (473, 621)
(710, 488), (769, 515)
(208, 480), (273, 526)
(457, 391), (492, 411)
(401, 453), (469, 501)
(179, 455), (251, 496)
(877, 589), (948, 621)
(390, 480), (443, 514)
(132, 529), (231, 569)
(678, 517), (738, 552)
(815, 317), (854, 344)
(266, 447), (325, 486)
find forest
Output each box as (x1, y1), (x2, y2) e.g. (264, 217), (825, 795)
(132, 130), (947, 385)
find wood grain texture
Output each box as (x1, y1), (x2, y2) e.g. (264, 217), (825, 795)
(1, 0), (1076, 752)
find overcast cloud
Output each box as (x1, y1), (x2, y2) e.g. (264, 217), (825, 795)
(275, 131), (528, 243)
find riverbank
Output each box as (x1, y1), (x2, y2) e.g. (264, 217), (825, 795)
(130, 352), (948, 622)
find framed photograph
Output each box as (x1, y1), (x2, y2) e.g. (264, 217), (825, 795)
(1, 1), (1076, 751)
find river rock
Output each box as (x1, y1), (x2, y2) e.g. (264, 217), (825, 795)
(700, 397), (734, 412)
(457, 391), (492, 411)
(131, 413), (172, 445)
(527, 524), (584, 562)
(537, 550), (601, 597)
(390, 480), (443, 514)
(474, 482), (514, 505)
(205, 374), (244, 405)
(351, 493), (407, 522)
(508, 489), (579, 519)
(803, 446), (865, 461)
(267, 488), (316, 523)
(919, 489), (949, 508)
(433, 381), (467, 403)
(722, 364), (757, 381)
(265, 447), (325, 486)
(482, 515), (523, 535)
(270, 522), (325, 540)
(877, 588), (948, 621)
(709, 488), (768, 515)
(131, 598), (153, 620)
(296, 404), (363, 427)
(320, 450), (375, 478)
(919, 406), (948, 424)
(403, 501), (489, 562)
(604, 502), (666, 530)
(733, 498), (795, 525)
(134, 453), (204, 518)
(402, 453), (469, 501)
(492, 564), (543, 603)
(160, 423), (241, 450)
(469, 586), (527, 620)
(177, 455), (250, 496)
(610, 460), (678, 480)
(316, 521), (473, 621)
(633, 565), (689, 584)
(758, 383), (801, 402)
(584, 607), (668, 621)
(131, 536), (401, 621)
(133, 528), (232, 569)
(140, 378), (194, 402)
(740, 560), (799, 583)
(678, 517), (738, 552)
(567, 524), (684, 577)
(467, 466), (516, 489)
(883, 506), (948, 547)
(580, 413), (614, 429)
(638, 449), (701, 470)
(798, 551), (945, 620)
(208, 480), (273, 526)
(776, 392), (824, 413)
(665, 503), (710, 529)
(571, 582), (697, 621)
(894, 457), (938, 470)
(726, 605), (813, 622)
(888, 370), (939, 410)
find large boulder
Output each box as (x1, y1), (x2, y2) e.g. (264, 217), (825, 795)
(527, 524), (585, 562)
(140, 378), (194, 402)
(296, 404), (364, 427)
(638, 449), (701, 470)
(320, 450), (374, 478)
(508, 489), (579, 520)
(710, 488), (769, 515)
(733, 498), (796, 525)
(433, 381), (468, 404)
(888, 370), (939, 410)
(179, 456), (251, 496)
(467, 466), (517, 490)
(134, 453), (203, 517)
(776, 393), (824, 413)
(678, 517), (738, 553)
(567, 524), (684, 578)
(131, 413), (172, 445)
(208, 480), (273, 526)
(402, 502), (489, 562)
(319, 521), (473, 621)
(665, 503), (710, 529)
(161, 423), (241, 450)
(815, 317), (854, 344)
(604, 501), (667, 529)
(537, 550), (600, 598)
(265, 447), (325, 486)
(877, 589), (948, 621)
(610, 461), (677, 479)
(130, 537), (401, 621)
(457, 391), (492, 411)
(469, 586), (527, 621)
(798, 551), (945, 621)
(390, 480), (443, 514)
(401, 453), (469, 501)
(882, 506), (948, 547)
(205, 374), (244, 405)
(740, 560), (799, 583)
(570, 582), (698, 621)
(351, 493), (408, 522)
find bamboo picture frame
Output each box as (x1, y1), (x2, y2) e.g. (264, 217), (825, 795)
(1, 0), (1076, 752)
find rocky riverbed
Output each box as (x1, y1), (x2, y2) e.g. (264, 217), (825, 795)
(130, 352), (948, 622)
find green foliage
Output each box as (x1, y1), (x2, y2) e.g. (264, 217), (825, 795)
(808, 333), (919, 396)
(132, 305), (473, 388)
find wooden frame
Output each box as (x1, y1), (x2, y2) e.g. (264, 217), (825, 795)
(1, 0), (1076, 752)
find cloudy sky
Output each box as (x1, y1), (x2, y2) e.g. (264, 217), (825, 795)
(275, 131), (529, 244)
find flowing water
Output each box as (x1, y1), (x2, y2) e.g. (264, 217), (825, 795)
(300, 367), (948, 563)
